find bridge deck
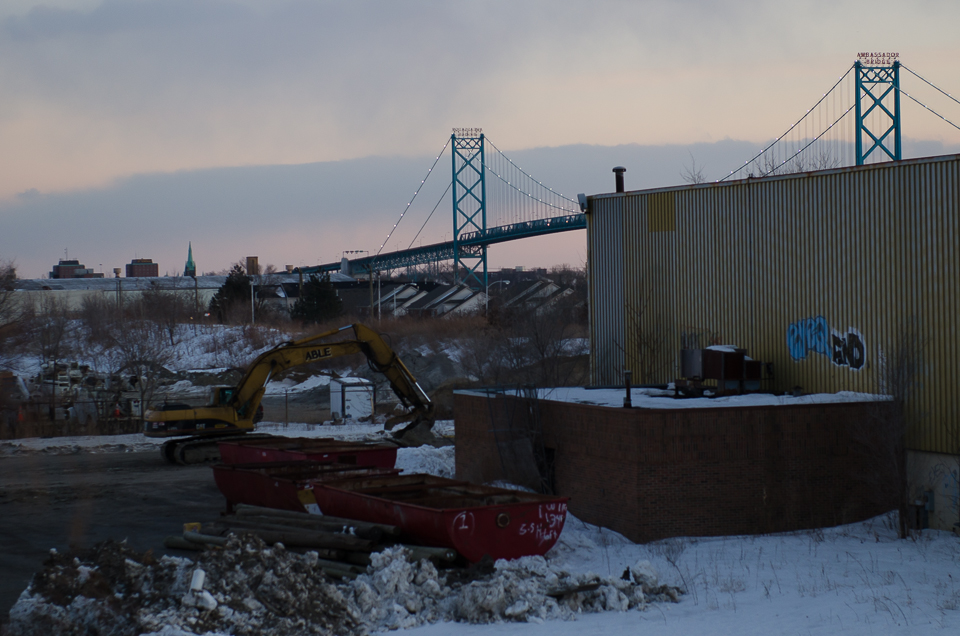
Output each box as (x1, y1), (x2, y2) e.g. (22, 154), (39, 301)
(301, 213), (585, 275)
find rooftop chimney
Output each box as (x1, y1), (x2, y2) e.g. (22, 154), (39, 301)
(613, 166), (626, 193)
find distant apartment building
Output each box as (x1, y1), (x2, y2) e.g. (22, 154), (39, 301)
(49, 259), (103, 279)
(126, 258), (159, 278)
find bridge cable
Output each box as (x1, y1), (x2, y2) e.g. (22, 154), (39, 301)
(406, 181), (452, 250)
(894, 67), (960, 133)
(482, 163), (580, 215)
(896, 89), (960, 134)
(483, 137), (580, 204)
(720, 65), (854, 181)
(376, 137), (451, 257)
(482, 139), (580, 215)
(901, 65), (960, 108)
(754, 106), (855, 177)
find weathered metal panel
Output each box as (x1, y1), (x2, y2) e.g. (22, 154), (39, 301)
(587, 154), (960, 454)
(587, 195), (625, 385)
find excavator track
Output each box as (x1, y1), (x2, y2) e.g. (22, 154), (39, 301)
(161, 433), (277, 466)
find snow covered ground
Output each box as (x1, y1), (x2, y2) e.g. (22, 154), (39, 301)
(0, 418), (455, 458)
(5, 418), (960, 635)
(501, 386), (891, 410)
(414, 514), (960, 636)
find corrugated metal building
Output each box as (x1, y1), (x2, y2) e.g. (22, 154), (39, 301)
(586, 154), (960, 457)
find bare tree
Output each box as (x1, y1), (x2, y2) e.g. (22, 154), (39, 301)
(459, 325), (511, 387)
(681, 152), (707, 184)
(472, 293), (587, 388)
(0, 259), (29, 363)
(618, 291), (673, 385)
(101, 307), (174, 426)
(79, 293), (119, 345)
(27, 294), (75, 421)
(33, 294), (73, 370)
(519, 296), (588, 388)
(752, 147), (842, 178)
(852, 319), (925, 539)
(138, 286), (192, 346)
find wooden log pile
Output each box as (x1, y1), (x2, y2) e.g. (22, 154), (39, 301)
(164, 504), (458, 578)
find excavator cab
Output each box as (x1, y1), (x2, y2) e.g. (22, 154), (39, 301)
(212, 386), (234, 406)
(209, 386), (262, 422)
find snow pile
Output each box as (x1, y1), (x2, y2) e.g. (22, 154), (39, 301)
(521, 386), (891, 410)
(9, 541), (194, 636)
(263, 374), (332, 396)
(8, 539), (680, 635)
(396, 445), (455, 478)
(352, 547), (678, 630)
(10, 535), (363, 636)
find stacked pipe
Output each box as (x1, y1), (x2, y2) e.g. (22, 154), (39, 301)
(164, 504), (458, 579)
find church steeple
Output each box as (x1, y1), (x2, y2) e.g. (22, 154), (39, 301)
(184, 242), (197, 277)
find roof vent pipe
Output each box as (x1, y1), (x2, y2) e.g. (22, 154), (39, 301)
(613, 166), (626, 193)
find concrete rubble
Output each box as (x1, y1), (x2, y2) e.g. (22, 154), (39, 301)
(8, 535), (682, 636)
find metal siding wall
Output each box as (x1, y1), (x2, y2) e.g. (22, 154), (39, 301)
(621, 195), (641, 380)
(588, 196), (625, 385)
(623, 193), (678, 384)
(588, 155), (960, 454)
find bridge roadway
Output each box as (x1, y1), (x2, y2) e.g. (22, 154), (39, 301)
(301, 212), (586, 276)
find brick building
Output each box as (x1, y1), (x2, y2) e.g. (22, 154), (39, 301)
(49, 259), (102, 279)
(454, 391), (893, 543)
(126, 258), (159, 278)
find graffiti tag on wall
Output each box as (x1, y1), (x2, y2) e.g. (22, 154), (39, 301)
(787, 315), (866, 370)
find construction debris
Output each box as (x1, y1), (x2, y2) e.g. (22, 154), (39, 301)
(8, 533), (682, 636)
(161, 504), (456, 580)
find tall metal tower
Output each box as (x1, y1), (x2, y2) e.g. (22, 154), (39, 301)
(855, 54), (902, 165)
(451, 129), (487, 289)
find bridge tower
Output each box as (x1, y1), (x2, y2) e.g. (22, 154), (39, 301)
(854, 54), (902, 165)
(451, 129), (487, 290)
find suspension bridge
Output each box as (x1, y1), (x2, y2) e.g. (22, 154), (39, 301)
(302, 54), (960, 289)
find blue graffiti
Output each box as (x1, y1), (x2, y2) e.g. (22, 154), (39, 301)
(788, 316), (865, 371)
(787, 315), (830, 361)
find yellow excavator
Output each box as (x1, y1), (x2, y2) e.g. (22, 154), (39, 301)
(144, 323), (433, 464)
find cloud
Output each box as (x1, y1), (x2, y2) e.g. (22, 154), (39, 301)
(0, 0), (241, 39)
(0, 0), (958, 215)
(4, 135), (959, 279)
(0, 138), (763, 279)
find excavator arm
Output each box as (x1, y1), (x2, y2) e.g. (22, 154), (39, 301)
(144, 323), (432, 438)
(227, 323), (431, 426)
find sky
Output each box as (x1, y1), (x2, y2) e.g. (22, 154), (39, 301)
(1, 0), (959, 279)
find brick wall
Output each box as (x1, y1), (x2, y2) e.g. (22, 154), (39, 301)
(455, 392), (893, 543)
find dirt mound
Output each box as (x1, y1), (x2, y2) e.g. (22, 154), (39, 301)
(9, 538), (682, 635)
(9, 536), (363, 636)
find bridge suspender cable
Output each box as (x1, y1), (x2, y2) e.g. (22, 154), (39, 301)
(482, 162), (580, 214)
(406, 182), (452, 250)
(898, 65), (960, 133)
(483, 137), (580, 205)
(901, 64), (960, 108)
(755, 107), (856, 178)
(376, 137), (451, 257)
(720, 65), (855, 182)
